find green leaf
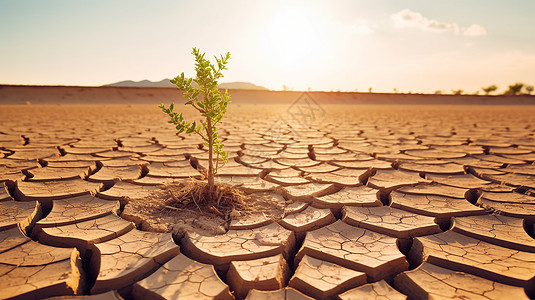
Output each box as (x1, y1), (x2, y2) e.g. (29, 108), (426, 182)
(159, 47), (231, 179)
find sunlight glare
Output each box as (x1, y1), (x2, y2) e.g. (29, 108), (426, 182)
(264, 8), (324, 74)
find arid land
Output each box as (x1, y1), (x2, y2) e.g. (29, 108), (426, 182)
(2, 84), (535, 105)
(1, 86), (535, 299)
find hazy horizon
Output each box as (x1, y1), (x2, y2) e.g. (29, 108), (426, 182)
(1, 0), (534, 93)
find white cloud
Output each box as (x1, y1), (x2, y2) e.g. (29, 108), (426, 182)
(392, 9), (487, 36)
(463, 24), (487, 36)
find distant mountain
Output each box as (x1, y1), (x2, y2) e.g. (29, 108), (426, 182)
(105, 79), (268, 90)
(105, 79), (175, 88)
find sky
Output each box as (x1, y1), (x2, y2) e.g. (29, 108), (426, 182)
(1, 0), (535, 93)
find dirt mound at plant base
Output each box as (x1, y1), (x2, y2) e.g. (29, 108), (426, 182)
(120, 179), (287, 236)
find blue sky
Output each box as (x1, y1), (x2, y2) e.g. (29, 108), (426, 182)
(1, 0), (534, 93)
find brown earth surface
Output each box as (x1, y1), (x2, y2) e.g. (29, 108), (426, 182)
(1, 99), (535, 299)
(2, 84), (535, 105)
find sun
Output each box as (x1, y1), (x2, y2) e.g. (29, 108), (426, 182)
(264, 8), (324, 75)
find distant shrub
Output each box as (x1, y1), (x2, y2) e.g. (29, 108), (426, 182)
(526, 85), (534, 95)
(482, 84), (498, 95)
(504, 83), (524, 95)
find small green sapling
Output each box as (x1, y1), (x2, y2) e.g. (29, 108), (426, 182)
(159, 47), (231, 200)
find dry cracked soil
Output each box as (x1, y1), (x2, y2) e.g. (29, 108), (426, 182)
(1, 103), (535, 299)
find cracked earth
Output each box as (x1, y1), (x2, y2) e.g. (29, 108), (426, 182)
(1, 104), (535, 299)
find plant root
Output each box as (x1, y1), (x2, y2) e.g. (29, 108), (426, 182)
(165, 178), (247, 218)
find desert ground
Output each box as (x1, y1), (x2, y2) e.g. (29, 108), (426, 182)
(1, 88), (535, 299)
